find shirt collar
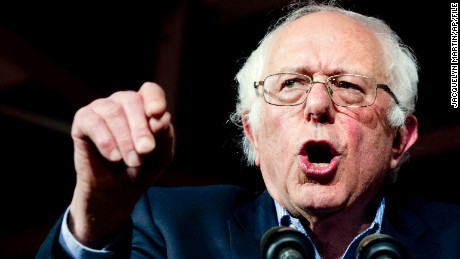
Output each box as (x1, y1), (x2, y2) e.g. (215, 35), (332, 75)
(274, 197), (385, 259)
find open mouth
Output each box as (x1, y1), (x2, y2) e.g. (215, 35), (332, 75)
(305, 142), (335, 166)
(298, 141), (339, 178)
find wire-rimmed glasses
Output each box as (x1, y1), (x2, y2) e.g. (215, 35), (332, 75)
(254, 72), (400, 107)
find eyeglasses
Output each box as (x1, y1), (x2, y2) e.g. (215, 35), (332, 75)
(254, 72), (400, 107)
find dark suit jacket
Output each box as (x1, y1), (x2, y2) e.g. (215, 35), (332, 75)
(36, 185), (460, 258)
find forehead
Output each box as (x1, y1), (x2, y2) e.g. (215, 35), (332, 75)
(267, 11), (386, 78)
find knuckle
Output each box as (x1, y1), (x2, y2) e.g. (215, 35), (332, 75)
(110, 90), (138, 103)
(96, 134), (116, 154)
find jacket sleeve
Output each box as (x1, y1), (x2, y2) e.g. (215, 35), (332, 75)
(35, 212), (134, 259)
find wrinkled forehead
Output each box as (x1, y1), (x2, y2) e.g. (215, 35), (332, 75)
(267, 11), (387, 79)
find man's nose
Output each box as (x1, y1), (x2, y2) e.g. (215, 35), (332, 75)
(304, 81), (334, 123)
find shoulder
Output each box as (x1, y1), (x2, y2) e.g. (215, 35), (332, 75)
(391, 196), (460, 219)
(148, 184), (252, 196)
(132, 184), (270, 237)
(384, 196), (460, 257)
(408, 197), (460, 225)
(147, 184), (257, 204)
(137, 184), (266, 216)
(385, 194), (460, 233)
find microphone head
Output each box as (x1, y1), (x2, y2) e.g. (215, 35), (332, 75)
(356, 233), (410, 259)
(260, 226), (314, 259)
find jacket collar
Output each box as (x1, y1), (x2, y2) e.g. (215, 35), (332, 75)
(228, 189), (442, 258)
(382, 196), (441, 258)
(228, 190), (277, 258)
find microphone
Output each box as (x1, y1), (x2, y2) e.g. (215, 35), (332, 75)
(260, 226), (314, 259)
(356, 233), (410, 259)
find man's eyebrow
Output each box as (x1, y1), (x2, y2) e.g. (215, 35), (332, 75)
(277, 66), (313, 75)
(278, 66), (351, 76)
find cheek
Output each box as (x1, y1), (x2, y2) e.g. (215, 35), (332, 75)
(260, 107), (301, 141)
(336, 109), (367, 144)
(340, 103), (391, 142)
(257, 108), (300, 169)
(339, 120), (388, 194)
(258, 113), (290, 160)
(342, 119), (366, 158)
(339, 109), (393, 173)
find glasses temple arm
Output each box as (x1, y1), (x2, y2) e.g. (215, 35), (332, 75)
(377, 84), (400, 105)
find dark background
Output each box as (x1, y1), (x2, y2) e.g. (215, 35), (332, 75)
(0, 1), (458, 258)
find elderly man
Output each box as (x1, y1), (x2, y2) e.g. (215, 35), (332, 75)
(37, 2), (460, 258)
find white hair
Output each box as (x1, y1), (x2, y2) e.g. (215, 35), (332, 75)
(230, 1), (419, 166)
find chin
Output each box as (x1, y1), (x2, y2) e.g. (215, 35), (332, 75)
(295, 185), (345, 208)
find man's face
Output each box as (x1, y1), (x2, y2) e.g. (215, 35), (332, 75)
(247, 12), (404, 219)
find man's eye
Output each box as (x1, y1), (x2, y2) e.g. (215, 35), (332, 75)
(283, 79), (297, 88)
(336, 81), (362, 91)
(337, 81), (354, 88)
(282, 78), (304, 89)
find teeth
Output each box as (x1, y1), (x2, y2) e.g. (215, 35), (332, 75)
(312, 162), (330, 167)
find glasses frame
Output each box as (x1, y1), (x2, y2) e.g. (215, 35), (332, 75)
(254, 72), (400, 107)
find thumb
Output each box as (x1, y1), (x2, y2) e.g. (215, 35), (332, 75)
(149, 111), (175, 167)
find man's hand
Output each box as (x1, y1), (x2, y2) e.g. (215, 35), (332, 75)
(68, 82), (175, 248)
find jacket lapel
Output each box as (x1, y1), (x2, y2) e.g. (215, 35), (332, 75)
(228, 190), (443, 258)
(382, 197), (441, 258)
(228, 190), (278, 258)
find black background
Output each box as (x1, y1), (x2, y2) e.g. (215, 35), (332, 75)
(0, 1), (458, 258)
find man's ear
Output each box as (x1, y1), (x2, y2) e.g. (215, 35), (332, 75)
(390, 114), (418, 170)
(242, 113), (260, 166)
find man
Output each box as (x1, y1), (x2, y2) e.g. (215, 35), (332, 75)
(37, 1), (460, 258)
